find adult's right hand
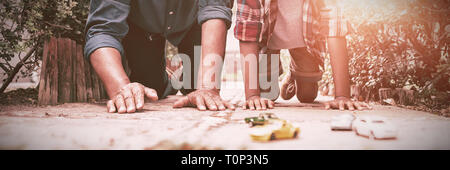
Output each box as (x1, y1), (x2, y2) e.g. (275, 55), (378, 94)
(107, 82), (158, 113)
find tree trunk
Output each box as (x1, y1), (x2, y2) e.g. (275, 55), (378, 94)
(0, 45), (37, 93)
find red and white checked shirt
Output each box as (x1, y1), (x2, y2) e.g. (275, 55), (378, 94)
(234, 0), (351, 67)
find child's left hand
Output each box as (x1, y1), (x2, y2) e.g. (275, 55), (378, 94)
(324, 97), (372, 111)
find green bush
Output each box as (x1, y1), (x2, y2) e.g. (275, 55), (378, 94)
(0, 0), (89, 92)
(320, 0), (449, 108)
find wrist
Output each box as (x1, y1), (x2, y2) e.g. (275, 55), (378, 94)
(334, 86), (350, 99)
(107, 78), (130, 98)
(335, 96), (350, 100)
(197, 87), (220, 93)
(246, 94), (260, 100)
(245, 91), (261, 100)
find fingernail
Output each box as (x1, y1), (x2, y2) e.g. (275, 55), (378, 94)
(119, 107), (126, 113)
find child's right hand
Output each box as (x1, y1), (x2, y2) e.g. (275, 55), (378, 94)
(242, 96), (275, 110)
(324, 96), (372, 111)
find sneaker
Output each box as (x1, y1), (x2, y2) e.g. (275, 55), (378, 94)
(280, 71), (296, 100)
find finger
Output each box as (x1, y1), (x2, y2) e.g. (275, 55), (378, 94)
(107, 100), (116, 113)
(203, 94), (217, 111)
(248, 100), (255, 110)
(195, 95), (207, 111)
(324, 102), (331, 110)
(260, 99), (267, 110)
(223, 100), (236, 111)
(115, 94), (126, 113)
(354, 102), (364, 110)
(242, 101), (248, 110)
(328, 101), (339, 109)
(267, 100), (274, 109)
(339, 100), (345, 111)
(132, 86), (145, 110)
(173, 96), (190, 108)
(122, 88), (136, 113)
(346, 101), (355, 111)
(144, 87), (158, 101)
(254, 99), (262, 110)
(212, 95), (226, 111)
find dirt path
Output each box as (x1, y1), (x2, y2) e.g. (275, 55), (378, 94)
(0, 87), (449, 150)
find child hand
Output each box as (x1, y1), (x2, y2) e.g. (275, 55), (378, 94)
(324, 97), (372, 111)
(173, 89), (235, 111)
(243, 96), (275, 110)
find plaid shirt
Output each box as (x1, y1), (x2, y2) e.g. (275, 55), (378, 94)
(234, 0), (351, 67)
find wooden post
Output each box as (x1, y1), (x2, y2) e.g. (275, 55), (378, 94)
(58, 38), (73, 103)
(38, 37), (107, 105)
(396, 88), (415, 106)
(379, 88), (394, 104)
(38, 37), (51, 105)
(84, 55), (93, 102)
(75, 44), (87, 102)
(49, 38), (59, 104)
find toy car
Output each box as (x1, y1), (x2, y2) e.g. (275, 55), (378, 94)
(245, 113), (279, 127)
(352, 116), (397, 140)
(249, 119), (300, 142)
(331, 114), (356, 131)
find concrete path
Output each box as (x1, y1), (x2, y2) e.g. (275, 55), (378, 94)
(0, 83), (449, 150)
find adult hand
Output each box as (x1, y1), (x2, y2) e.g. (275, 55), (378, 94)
(324, 96), (372, 111)
(107, 82), (158, 113)
(243, 96), (274, 110)
(173, 89), (235, 111)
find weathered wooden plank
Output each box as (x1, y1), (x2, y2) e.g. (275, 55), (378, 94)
(57, 38), (73, 103)
(99, 77), (106, 100)
(91, 65), (101, 101)
(71, 40), (77, 102)
(379, 88), (393, 101)
(49, 37), (59, 105)
(85, 55), (93, 102)
(38, 38), (50, 105)
(75, 44), (87, 102)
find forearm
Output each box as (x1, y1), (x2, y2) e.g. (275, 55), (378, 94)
(328, 37), (351, 98)
(239, 41), (260, 99)
(89, 47), (130, 99)
(198, 19), (227, 90)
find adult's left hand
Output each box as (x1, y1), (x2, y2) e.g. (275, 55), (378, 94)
(173, 89), (235, 111)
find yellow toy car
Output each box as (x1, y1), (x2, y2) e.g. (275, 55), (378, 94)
(249, 119), (300, 142)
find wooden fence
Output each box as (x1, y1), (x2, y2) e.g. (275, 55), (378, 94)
(38, 37), (107, 105)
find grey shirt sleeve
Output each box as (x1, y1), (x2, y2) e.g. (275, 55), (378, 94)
(84, 0), (131, 59)
(197, 0), (233, 29)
